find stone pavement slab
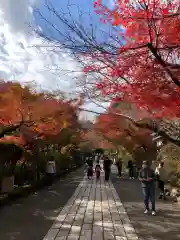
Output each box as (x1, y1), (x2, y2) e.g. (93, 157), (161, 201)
(0, 167), (85, 240)
(3, 162), (179, 240)
(43, 170), (139, 240)
(111, 165), (180, 240)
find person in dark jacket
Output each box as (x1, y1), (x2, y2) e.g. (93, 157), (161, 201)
(95, 161), (101, 179)
(103, 156), (112, 181)
(116, 159), (122, 177)
(86, 157), (93, 167)
(139, 161), (156, 216)
(128, 160), (134, 179)
(87, 157), (93, 179)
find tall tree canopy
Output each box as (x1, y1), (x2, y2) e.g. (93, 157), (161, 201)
(90, 0), (180, 117)
(36, 1), (180, 145)
(38, 1), (180, 117)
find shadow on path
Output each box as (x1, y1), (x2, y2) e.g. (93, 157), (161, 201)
(111, 174), (180, 240)
(0, 167), (85, 240)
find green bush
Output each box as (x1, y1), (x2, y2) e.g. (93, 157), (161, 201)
(53, 151), (71, 173)
(13, 147), (82, 187)
(14, 163), (24, 186)
(14, 162), (34, 186)
(37, 152), (49, 173)
(158, 143), (180, 187)
(34, 149), (73, 175)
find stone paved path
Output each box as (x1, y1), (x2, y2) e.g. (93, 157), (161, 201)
(0, 167), (85, 240)
(1, 164), (179, 240)
(43, 171), (138, 240)
(111, 165), (180, 240)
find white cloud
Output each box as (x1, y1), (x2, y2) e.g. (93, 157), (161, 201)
(0, 0), (37, 35)
(0, 0), (81, 93)
(0, 0), (107, 120)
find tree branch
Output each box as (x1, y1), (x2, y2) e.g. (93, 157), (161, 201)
(78, 107), (180, 146)
(0, 123), (23, 139)
(147, 43), (180, 87)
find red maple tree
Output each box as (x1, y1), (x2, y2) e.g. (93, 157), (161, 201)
(84, 0), (180, 118)
(34, 1), (180, 145)
(94, 102), (154, 152)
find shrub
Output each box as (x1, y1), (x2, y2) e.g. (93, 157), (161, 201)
(158, 143), (180, 187)
(53, 151), (71, 173)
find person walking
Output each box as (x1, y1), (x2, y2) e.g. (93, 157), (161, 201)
(133, 162), (138, 178)
(128, 159), (134, 179)
(103, 156), (112, 181)
(46, 156), (56, 185)
(95, 154), (98, 162)
(139, 161), (156, 216)
(95, 161), (101, 180)
(136, 159), (143, 179)
(116, 159), (122, 177)
(87, 157), (93, 179)
(155, 161), (167, 200)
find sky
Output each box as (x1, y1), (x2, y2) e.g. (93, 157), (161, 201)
(35, 0), (117, 45)
(0, 0), (116, 119)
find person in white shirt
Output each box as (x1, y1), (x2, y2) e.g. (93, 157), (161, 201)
(95, 155), (98, 162)
(155, 162), (168, 200)
(46, 156), (56, 185)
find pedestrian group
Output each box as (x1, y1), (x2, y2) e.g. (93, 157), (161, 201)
(85, 153), (168, 216)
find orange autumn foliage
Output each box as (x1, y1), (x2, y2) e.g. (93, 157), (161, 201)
(0, 81), (80, 146)
(94, 102), (154, 152)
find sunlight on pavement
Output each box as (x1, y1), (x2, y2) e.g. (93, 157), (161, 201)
(43, 168), (139, 240)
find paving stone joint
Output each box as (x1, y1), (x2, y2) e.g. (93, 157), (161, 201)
(43, 164), (139, 240)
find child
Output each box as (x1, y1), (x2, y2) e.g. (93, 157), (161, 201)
(95, 162), (101, 179)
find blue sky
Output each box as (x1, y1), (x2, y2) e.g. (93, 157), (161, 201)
(35, 0), (122, 50)
(0, 0), (119, 120)
(33, 0), (122, 117)
(36, 0), (101, 42)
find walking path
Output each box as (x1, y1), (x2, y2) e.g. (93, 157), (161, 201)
(43, 171), (138, 240)
(1, 164), (180, 240)
(111, 166), (180, 240)
(0, 167), (85, 240)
